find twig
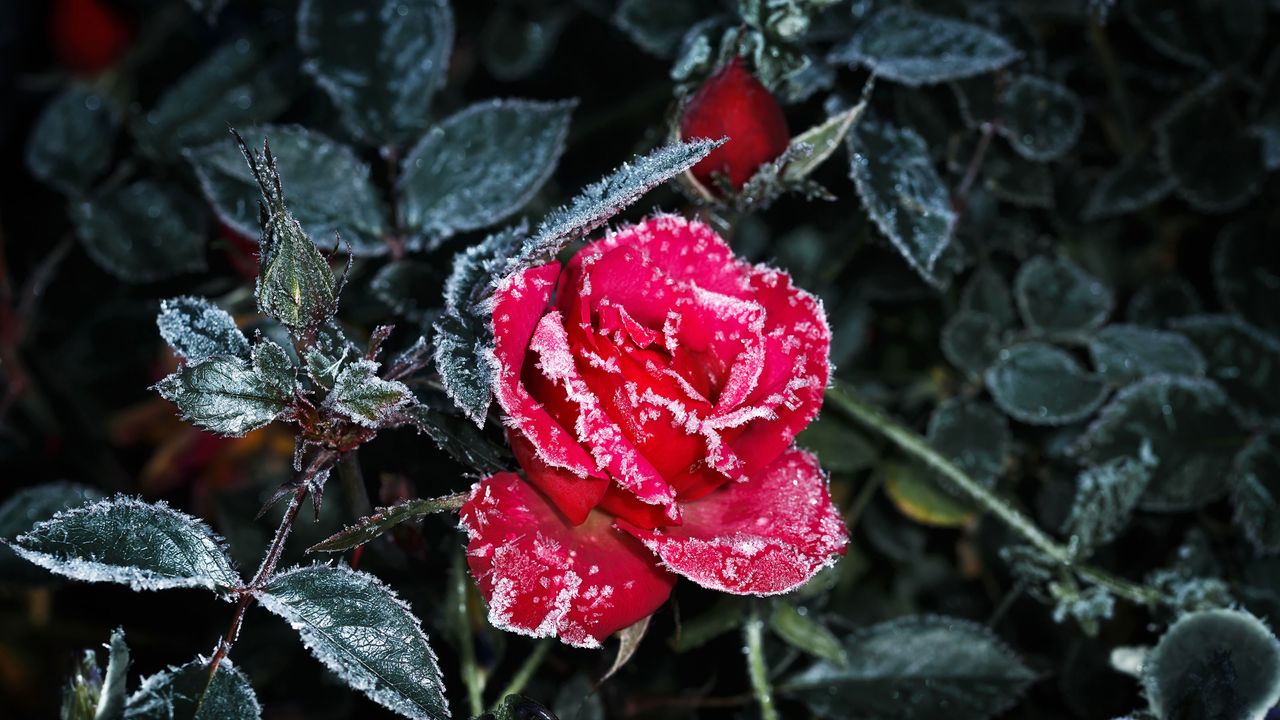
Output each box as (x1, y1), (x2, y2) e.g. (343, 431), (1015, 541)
(824, 382), (1166, 608)
(744, 606), (779, 720)
(953, 121), (997, 216)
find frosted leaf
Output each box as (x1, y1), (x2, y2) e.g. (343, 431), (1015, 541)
(928, 397), (1010, 483)
(297, 0), (453, 146)
(1230, 433), (1280, 555)
(125, 657), (260, 720)
(1142, 610), (1280, 720)
(328, 358), (412, 428)
(786, 615), (1036, 720)
(829, 7), (1020, 86)
(154, 356), (290, 437)
(26, 85), (120, 196)
(442, 224), (524, 314)
(8, 495), (241, 593)
(985, 342), (1109, 426)
(258, 564), (448, 720)
(252, 339), (297, 399)
(396, 401), (511, 474)
(1076, 375), (1243, 511)
(1086, 324), (1207, 384)
(97, 628), (130, 720)
(941, 311), (1002, 378)
(961, 267), (1016, 326)
(1126, 277), (1202, 327)
(188, 125), (387, 256)
(1050, 584), (1115, 636)
(71, 180), (208, 283)
(433, 313), (494, 426)
(371, 260), (440, 319)
(997, 75), (1083, 162)
(1063, 455), (1153, 556)
(398, 99), (575, 243)
(1081, 148), (1177, 221)
(1170, 314), (1280, 426)
(1156, 79), (1265, 213)
(1214, 220), (1280, 336)
(157, 296), (251, 364)
(309, 495), (465, 553)
(303, 320), (357, 390)
(1014, 255), (1113, 335)
(782, 100), (868, 184)
(0, 482), (104, 584)
(612, 0), (703, 57)
(509, 138), (722, 273)
(234, 135), (340, 329)
(848, 117), (957, 289)
(133, 38), (292, 159)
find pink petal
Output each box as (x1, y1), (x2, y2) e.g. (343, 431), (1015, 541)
(489, 263), (598, 479)
(460, 473), (677, 648)
(616, 448), (847, 595)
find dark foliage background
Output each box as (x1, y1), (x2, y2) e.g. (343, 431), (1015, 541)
(2, 1), (1280, 719)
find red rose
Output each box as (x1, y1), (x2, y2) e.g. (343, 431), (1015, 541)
(459, 215), (845, 648)
(679, 58), (790, 193)
(50, 0), (133, 75)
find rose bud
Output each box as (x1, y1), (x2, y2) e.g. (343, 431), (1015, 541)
(679, 57), (790, 193)
(50, 0), (133, 75)
(460, 215), (845, 648)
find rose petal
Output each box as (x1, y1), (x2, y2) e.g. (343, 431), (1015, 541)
(616, 448), (847, 595)
(489, 263), (598, 478)
(508, 430), (609, 526)
(460, 473), (677, 648)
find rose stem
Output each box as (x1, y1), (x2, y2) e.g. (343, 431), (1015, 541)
(743, 606), (779, 720)
(451, 549), (486, 717)
(209, 452), (334, 678)
(491, 638), (553, 708)
(824, 381), (1166, 607)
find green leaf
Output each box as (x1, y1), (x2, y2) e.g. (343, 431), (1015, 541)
(432, 311), (494, 427)
(783, 100), (867, 183)
(328, 358), (413, 428)
(613, 0), (707, 57)
(1215, 220), (1280, 336)
(26, 85), (120, 195)
(1087, 324), (1207, 384)
(511, 138), (721, 273)
(553, 673), (604, 720)
(883, 461), (976, 527)
(1081, 149), (1177, 221)
(234, 136), (340, 329)
(154, 356), (291, 436)
(1014, 255), (1113, 335)
(398, 99), (574, 243)
(133, 37), (293, 158)
(1126, 0), (1266, 69)
(670, 597), (747, 653)
(998, 75), (1083, 162)
(1231, 433), (1280, 555)
(1157, 80), (1265, 213)
(960, 267), (1016, 327)
(0, 483), (104, 585)
(398, 400), (512, 474)
(308, 494), (466, 553)
(770, 604), (847, 666)
(302, 321), (357, 390)
(982, 147), (1054, 208)
(258, 564), (447, 720)
(796, 414), (878, 475)
(125, 658), (260, 720)
(371, 260), (441, 319)
(8, 495), (241, 593)
(481, 5), (571, 81)
(829, 7), (1020, 86)
(785, 615), (1036, 720)
(251, 339), (297, 399)
(986, 343), (1109, 425)
(1076, 375), (1244, 511)
(1062, 455), (1153, 556)
(848, 117), (957, 289)
(72, 181), (208, 283)
(297, 0), (454, 145)
(941, 311), (1003, 378)
(929, 397), (1010, 482)
(1142, 610), (1280, 720)
(188, 126), (387, 256)
(1170, 315), (1280, 426)
(157, 296), (251, 364)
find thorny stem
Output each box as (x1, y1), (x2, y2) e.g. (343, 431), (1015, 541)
(744, 607), (779, 720)
(209, 456), (328, 678)
(824, 382), (1166, 608)
(491, 639), (553, 708)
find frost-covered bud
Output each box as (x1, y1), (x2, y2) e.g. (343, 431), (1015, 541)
(50, 0), (133, 75)
(678, 57), (790, 193)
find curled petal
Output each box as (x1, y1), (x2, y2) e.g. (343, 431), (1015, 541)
(460, 473), (676, 648)
(616, 448), (847, 595)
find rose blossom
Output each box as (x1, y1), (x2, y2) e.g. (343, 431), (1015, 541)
(459, 214), (846, 648)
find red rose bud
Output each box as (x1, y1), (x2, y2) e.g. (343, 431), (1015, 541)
(679, 57), (790, 193)
(460, 215), (844, 648)
(51, 0), (133, 75)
